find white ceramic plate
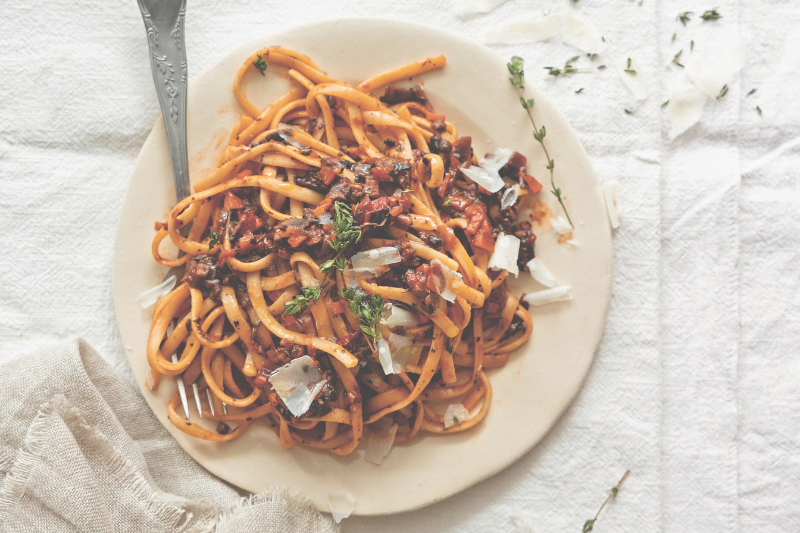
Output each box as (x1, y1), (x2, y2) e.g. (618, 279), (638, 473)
(113, 18), (612, 516)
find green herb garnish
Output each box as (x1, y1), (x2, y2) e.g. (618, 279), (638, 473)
(701, 8), (720, 20)
(208, 230), (219, 248)
(508, 56), (572, 226)
(340, 288), (384, 343)
(319, 256), (348, 274)
(582, 470), (630, 532)
(252, 54), (268, 76)
(677, 11), (692, 25)
(284, 285), (322, 315)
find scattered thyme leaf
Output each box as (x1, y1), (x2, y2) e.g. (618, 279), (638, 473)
(673, 50), (684, 68)
(453, 416), (462, 426)
(598, 65), (607, 70)
(756, 106), (762, 115)
(677, 11), (693, 26)
(624, 108), (634, 115)
(545, 57), (579, 77)
(701, 8), (721, 21)
(747, 88), (757, 97)
(208, 230), (219, 248)
(252, 54), (268, 76)
(319, 257), (348, 274)
(400, 189), (413, 193)
(284, 286), (322, 315)
(661, 100), (670, 108)
(671, 32), (677, 42)
(576, 88), (584, 94)
(442, 198), (452, 206)
(716, 84), (729, 99)
(690, 40), (695, 51)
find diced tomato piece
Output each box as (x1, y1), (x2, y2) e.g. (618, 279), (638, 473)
(238, 233), (253, 251)
(338, 332), (360, 346)
(372, 166), (391, 181)
(329, 300), (345, 315)
(225, 192), (244, 209)
(252, 372), (268, 388)
(313, 197), (333, 217)
(319, 167), (337, 185)
(471, 221), (496, 252)
(281, 316), (297, 328)
(389, 205), (403, 217)
(522, 174), (543, 194)
(307, 345), (318, 359)
(287, 234), (308, 247)
(426, 112), (445, 122)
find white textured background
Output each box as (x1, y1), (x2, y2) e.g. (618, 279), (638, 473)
(1, 1), (798, 531)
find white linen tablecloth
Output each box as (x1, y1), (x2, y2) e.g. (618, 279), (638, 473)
(1, 0), (798, 531)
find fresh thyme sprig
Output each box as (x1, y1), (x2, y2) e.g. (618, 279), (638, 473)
(507, 56), (573, 226)
(252, 54), (268, 76)
(208, 230), (219, 248)
(340, 288), (384, 343)
(701, 8), (721, 20)
(319, 202), (362, 275)
(284, 285), (323, 315)
(677, 11), (692, 25)
(582, 470), (630, 532)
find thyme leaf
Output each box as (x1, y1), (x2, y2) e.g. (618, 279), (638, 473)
(582, 470), (630, 532)
(284, 285), (322, 315)
(701, 8), (721, 21)
(252, 54), (268, 76)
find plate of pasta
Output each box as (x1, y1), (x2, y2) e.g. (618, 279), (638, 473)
(113, 18), (612, 516)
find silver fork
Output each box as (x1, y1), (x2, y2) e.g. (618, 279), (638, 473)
(138, 0), (197, 420)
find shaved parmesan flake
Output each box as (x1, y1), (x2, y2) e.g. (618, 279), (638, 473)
(460, 148), (513, 193)
(483, 14), (563, 44)
(604, 181), (621, 228)
(566, 239), (580, 247)
(524, 286), (573, 306)
(381, 303), (418, 327)
(343, 267), (386, 288)
(617, 56), (649, 100)
(551, 216), (572, 235)
(456, 0), (508, 17)
(669, 82), (707, 139)
(138, 275), (176, 309)
(501, 184), (520, 209)
(365, 424), (399, 465)
(327, 493), (355, 523)
(388, 333), (422, 373)
(318, 212), (333, 225)
(268, 356), (325, 417)
(488, 233), (520, 276)
(444, 403), (471, 428)
(377, 339), (393, 375)
(685, 37), (742, 98)
(430, 259), (463, 302)
(351, 247), (401, 269)
(526, 258), (556, 287)
(560, 10), (608, 54)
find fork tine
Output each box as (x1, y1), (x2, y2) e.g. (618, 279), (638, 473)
(205, 388), (216, 417)
(171, 354), (190, 419)
(191, 383), (204, 419)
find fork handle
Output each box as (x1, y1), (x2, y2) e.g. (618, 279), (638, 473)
(137, 0), (190, 202)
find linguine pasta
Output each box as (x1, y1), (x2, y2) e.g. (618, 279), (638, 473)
(146, 47), (539, 456)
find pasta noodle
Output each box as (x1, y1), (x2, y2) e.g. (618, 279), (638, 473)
(146, 46), (537, 454)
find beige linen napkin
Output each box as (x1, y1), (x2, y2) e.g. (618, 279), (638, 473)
(0, 339), (338, 533)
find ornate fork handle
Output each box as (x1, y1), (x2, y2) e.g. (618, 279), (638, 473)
(137, 0), (190, 202)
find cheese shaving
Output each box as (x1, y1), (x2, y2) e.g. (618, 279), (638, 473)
(365, 424), (399, 465)
(603, 181), (621, 229)
(138, 275), (176, 309)
(380, 303), (418, 327)
(377, 339), (393, 375)
(444, 403), (471, 428)
(327, 493), (355, 523)
(459, 148), (513, 193)
(617, 56), (649, 100)
(351, 247), (401, 269)
(378, 334), (422, 375)
(685, 37), (743, 98)
(550, 215), (572, 235)
(524, 286), (573, 306)
(560, 10), (608, 54)
(430, 259), (462, 302)
(268, 356), (325, 417)
(526, 258), (556, 288)
(501, 184), (520, 209)
(487, 233), (520, 276)
(483, 14), (563, 44)
(343, 267), (386, 288)
(669, 81), (707, 139)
